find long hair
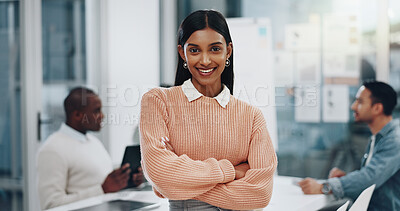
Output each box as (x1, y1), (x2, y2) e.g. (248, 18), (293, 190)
(174, 10), (234, 94)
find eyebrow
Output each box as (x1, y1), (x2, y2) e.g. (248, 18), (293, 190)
(210, 42), (223, 46)
(187, 42), (223, 47)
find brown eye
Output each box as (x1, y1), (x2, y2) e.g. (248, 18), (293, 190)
(211, 47), (221, 51)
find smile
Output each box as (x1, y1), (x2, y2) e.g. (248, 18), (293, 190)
(196, 67), (216, 74)
(199, 68), (214, 73)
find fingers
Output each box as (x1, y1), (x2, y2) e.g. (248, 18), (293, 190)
(161, 137), (175, 152)
(298, 177), (316, 186)
(328, 167), (346, 178)
(236, 162), (250, 170)
(116, 170), (130, 188)
(103, 169), (130, 193)
(120, 171), (130, 182)
(122, 163), (130, 170)
(298, 178), (311, 191)
(132, 172), (144, 181)
(131, 170), (144, 187)
(109, 164), (131, 185)
(111, 163), (130, 176)
(298, 178), (322, 194)
(234, 162), (250, 180)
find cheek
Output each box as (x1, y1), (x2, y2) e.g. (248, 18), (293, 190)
(215, 53), (227, 60)
(358, 105), (366, 112)
(95, 113), (102, 120)
(186, 55), (198, 65)
(212, 55), (227, 65)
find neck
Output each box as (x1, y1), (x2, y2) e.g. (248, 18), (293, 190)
(368, 115), (392, 135)
(66, 121), (87, 134)
(194, 82), (222, 98)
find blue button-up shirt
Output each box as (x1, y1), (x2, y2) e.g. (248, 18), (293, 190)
(328, 119), (400, 211)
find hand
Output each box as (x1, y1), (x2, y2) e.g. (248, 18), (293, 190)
(298, 177), (323, 194)
(131, 166), (144, 187)
(328, 167), (346, 178)
(234, 162), (250, 180)
(161, 137), (174, 153)
(102, 163), (131, 193)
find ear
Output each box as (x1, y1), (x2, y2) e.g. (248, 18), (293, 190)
(71, 110), (83, 121)
(372, 103), (384, 115)
(178, 45), (186, 61)
(226, 42), (233, 59)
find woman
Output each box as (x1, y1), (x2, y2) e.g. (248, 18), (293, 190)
(140, 9), (277, 210)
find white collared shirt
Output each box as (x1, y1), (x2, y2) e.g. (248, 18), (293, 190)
(181, 79), (231, 108)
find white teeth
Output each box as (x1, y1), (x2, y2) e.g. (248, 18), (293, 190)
(199, 68), (213, 73)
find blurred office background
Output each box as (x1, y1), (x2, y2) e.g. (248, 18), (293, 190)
(1, 0), (399, 210)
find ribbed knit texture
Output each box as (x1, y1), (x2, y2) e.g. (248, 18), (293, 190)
(140, 86), (277, 210)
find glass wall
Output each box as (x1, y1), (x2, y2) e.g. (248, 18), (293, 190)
(243, 0), (378, 178)
(41, 0), (87, 142)
(389, 0), (400, 120)
(177, 0), (385, 178)
(0, 1), (87, 209)
(0, 1), (23, 210)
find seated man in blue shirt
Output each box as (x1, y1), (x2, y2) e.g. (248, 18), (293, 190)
(299, 81), (400, 211)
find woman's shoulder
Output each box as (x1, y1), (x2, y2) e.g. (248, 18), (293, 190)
(230, 97), (266, 130)
(229, 96), (262, 114)
(143, 86), (184, 101)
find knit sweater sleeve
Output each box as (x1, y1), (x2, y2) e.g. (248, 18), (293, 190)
(37, 150), (104, 209)
(139, 89), (236, 200)
(194, 109), (277, 210)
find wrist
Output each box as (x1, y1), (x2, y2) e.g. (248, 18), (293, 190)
(321, 182), (332, 195)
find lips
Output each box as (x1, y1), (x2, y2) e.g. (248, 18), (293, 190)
(197, 67), (216, 76)
(199, 68), (213, 73)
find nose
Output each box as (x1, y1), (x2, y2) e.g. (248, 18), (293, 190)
(351, 101), (357, 111)
(100, 111), (104, 121)
(199, 52), (211, 66)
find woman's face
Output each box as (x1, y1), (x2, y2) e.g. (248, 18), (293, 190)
(178, 27), (232, 96)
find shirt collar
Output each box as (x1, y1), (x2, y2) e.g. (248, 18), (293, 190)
(59, 123), (88, 142)
(181, 79), (231, 108)
(377, 119), (400, 137)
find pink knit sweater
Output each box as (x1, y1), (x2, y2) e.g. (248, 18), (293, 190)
(140, 86), (277, 210)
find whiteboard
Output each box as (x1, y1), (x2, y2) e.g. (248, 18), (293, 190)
(227, 18), (278, 149)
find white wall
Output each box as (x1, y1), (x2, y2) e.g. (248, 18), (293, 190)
(160, 0), (177, 86)
(101, 0), (160, 164)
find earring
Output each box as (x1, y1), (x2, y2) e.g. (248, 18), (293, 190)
(183, 61), (188, 69)
(225, 59), (230, 67)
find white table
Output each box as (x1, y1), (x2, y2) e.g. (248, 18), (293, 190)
(265, 176), (333, 211)
(47, 176), (332, 211)
(46, 189), (169, 211)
